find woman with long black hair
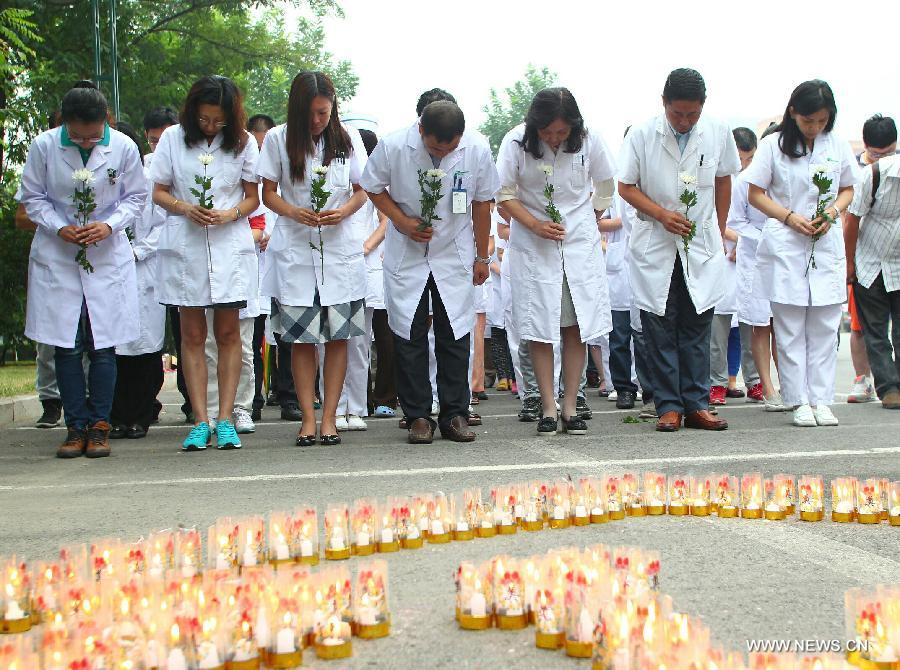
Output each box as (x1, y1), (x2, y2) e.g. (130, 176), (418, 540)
(257, 70), (368, 446)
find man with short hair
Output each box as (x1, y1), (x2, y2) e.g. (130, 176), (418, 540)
(361, 101), (499, 444)
(618, 68), (741, 432)
(845, 115), (900, 410)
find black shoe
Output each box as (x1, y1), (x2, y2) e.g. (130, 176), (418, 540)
(537, 415), (558, 436)
(126, 424), (147, 439)
(151, 400), (162, 424)
(296, 434), (316, 447)
(320, 434), (341, 446)
(518, 397), (541, 422)
(109, 424), (128, 440)
(475, 390), (488, 401)
(281, 404), (302, 421)
(616, 390), (637, 410)
(251, 407), (262, 422)
(587, 370), (600, 388)
(576, 396), (592, 420)
(36, 399), (62, 428)
(561, 415), (588, 435)
(266, 391), (279, 406)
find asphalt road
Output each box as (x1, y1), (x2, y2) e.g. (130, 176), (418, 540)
(1, 336), (898, 668)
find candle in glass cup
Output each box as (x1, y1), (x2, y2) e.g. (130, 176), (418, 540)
(774, 473), (796, 515)
(238, 516), (265, 569)
(740, 473), (764, 519)
(492, 485), (518, 534)
(798, 475), (825, 521)
(534, 584), (565, 649)
(324, 504), (351, 560)
(857, 478), (883, 524)
(412, 494), (433, 541)
(269, 603), (304, 666)
(604, 475), (626, 521)
(427, 493), (452, 543)
(493, 556), (527, 629)
(0, 558), (31, 634)
(831, 478), (856, 522)
(548, 481), (572, 528)
(889, 482), (900, 526)
(313, 572), (353, 660)
(208, 519), (238, 571)
(89, 538), (123, 583)
(450, 492), (475, 541)
(690, 475), (711, 516)
(763, 479), (786, 520)
(457, 562), (491, 630)
(175, 528), (201, 578)
(351, 499), (377, 556)
(296, 507), (319, 565)
(668, 476), (689, 516)
(354, 561), (391, 638)
(377, 499), (402, 552)
(714, 474), (739, 518)
(623, 471), (645, 517)
(564, 584), (596, 658)
(147, 530), (175, 578)
(521, 483), (545, 530)
(397, 497), (424, 549)
(268, 511), (295, 565)
(643, 473), (666, 515)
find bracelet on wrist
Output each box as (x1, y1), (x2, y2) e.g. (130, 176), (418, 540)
(783, 210), (794, 225)
(474, 255), (491, 265)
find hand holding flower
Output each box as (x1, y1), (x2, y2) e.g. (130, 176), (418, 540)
(531, 219), (566, 241)
(57, 225), (83, 245)
(395, 214), (433, 243)
(291, 206), (319, 227)
(205, 209), (239, 226)
(318, 206), (349, 226)
(784, 211), (817, 236)
(656, 209), (693, 236)
(183, 202), (214, 227)
(78, 222), (112, 245)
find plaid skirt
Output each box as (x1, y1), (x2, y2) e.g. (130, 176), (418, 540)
(272, 294), (365, 344)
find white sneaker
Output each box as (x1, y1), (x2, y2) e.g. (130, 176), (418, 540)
(764, 393), (786, 412)
(792, 404), (817, 427)
(847, 375), (876, 403)
(813, 405), (839, 426)
(430, 401), (439, 416)
(233, 407), (255, 434)
(638, 402), (657, 419)
(335, 416), (350, 432)
(608, 390), (618, 402)
(346, 414), (367, 431)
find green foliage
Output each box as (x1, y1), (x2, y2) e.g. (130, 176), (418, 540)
(72, 175), (98, 273)
(309, 168), (330, 279)
(479, 64), (558, 158)
(416, 169), (444, 231)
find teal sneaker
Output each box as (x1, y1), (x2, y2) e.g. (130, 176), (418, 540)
(216, 418), (242, 450)
(182, 423), (211, 452)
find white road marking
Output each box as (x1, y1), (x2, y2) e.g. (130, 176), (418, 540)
(0, 447), (897, 493)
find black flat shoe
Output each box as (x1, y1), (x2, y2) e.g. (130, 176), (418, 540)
(537, 415), (558, 437)
(475, 391), (488, 401)
(296, 434), (316, 447)
(561, 415), (588, 435)
(126, 424), (147, 439)
(109, 424), (127, 440)
(320, 434), (341, 446)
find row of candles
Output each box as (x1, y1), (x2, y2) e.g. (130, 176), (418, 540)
(454, 547), (900, 670)
(0, 558), (390, 668)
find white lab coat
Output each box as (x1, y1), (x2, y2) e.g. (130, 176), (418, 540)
(619, 114), (741, 316)
(117, 154), (166, 355)
(606, 196), (634, 312)
(487, 210), (506, 328)
(362, 201), (385, 310)
(726, 173), (771, 326)
(149, 125), (259, 306)
(498, 124), (617, 343)
(21, 126), (145, 349)
(245, 189), (274, 318)
(744, 132), (861, 307)
(359, 123), (500, 340)
(257, 123), (367, 307)
(715, 236), (739, 316)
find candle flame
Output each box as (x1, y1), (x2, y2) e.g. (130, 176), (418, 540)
(170, 623), (180, 644)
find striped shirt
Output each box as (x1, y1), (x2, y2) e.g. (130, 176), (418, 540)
(848, 154), (900, 291)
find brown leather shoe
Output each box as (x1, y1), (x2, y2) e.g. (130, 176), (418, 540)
(656, 412), (683, 432)
(882, 390), (900, 409)
(440, 415), (476, 442)
(467, 412), (482, 427)
(85, 421), (112, 458)
(57, 427), (86, 458)
(407, 418), (434, 444)
(684, 410), (728, 431)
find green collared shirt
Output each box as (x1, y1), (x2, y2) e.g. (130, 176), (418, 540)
(61, 123), (111, 165)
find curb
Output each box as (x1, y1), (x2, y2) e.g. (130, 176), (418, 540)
(0, 371), (178, 428)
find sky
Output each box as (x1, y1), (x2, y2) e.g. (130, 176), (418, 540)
(287, 0), (899, 153)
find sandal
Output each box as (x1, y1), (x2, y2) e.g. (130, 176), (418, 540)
(373, 405), (396, 418)
(319, 434), (342, 446)
(296, 434), (316, 447)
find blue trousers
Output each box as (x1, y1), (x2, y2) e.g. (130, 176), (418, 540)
(55, 302), (116, 430)
(640, 258), (714, 416)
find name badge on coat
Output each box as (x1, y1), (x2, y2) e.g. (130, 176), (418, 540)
(452, 171), (467, 214)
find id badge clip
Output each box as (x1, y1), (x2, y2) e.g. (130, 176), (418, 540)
(452, 171), (467, 214)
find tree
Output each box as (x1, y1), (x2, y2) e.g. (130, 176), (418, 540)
(479, 64), (558, 158)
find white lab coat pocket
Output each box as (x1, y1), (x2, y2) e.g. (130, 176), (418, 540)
(221, 158), (244, 187)
(327, 160), (350, 191)
(571, 155), (588, 190)
(698, 163), (717, 188)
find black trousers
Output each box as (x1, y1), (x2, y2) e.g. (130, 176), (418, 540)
(167, 305), (191, 416)
(111, 351), (164, 429)
(854, 273), (900, 398)
(490, 326), (514, 381)
(370, 308), (397, 409)
(394, 275), (469, 427)
(272, 332), (298, 407)
(252, 314), (266, 410)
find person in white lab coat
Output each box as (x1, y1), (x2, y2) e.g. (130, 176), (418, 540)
(150, 75), (261, 451)
(618, 68), (741, 432)
(746, 79), (860, 427)
(20, 82), (146, 458)
(361, 101), (499, 444)
(258, 71), (368, 447)
(110, 121), (169, 440)
(497, 87), (616, 437)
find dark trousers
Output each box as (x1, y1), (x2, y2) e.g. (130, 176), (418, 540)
(56, 302), (116, 430)
(610, 310), (638, 394)
(252, 314), (266, 409)
(167, 305), (191, 416)
(854, 273), (900, 398)
(272, 332), (298, 407)
(370, 308), (397, 409)
(640, 257), (713, 416)
(632, 327), (654, 404)
(490, 326), (514, 381)
(394, 274), (469, 427)
(111, 352), (164, 429)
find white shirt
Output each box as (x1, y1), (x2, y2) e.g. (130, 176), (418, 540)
(848, 154), (900, 292)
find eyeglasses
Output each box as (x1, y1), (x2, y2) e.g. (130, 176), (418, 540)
(867, 148), (896, 160)
(198, 116), (227, 129)
(147, 137), (161, 147)
(66, 126), (104, 144)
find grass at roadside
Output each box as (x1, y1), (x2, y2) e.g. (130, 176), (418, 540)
(0, 362), (36, 398)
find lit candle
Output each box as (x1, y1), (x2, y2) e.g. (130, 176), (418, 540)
(215, 552), (229, 570)
(469, 591), (487, 617)
(380, 526), (394, 544)
(431, 519), (445, 536)
(242, 531), (257, 567)
(275, 534), (290, 561)
(167, 648), (188, 670)
(455, 520), (469, 533)
(574, 504), (587, 518)
(553, 505), (566, 520)
(577, 607), (593, 642)
(299, 537), (313, 557)
(197, 640), (221, 669)
(329, 527), (346, 551)
(4, 599), (25, 620)
(276, 613), (295, 654)
(322, 615), (344, 646)
(256, 607), (271, 648)
(356, 525), (370, 547)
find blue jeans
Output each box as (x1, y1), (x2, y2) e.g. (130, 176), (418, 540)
(55, 303), (116, 430)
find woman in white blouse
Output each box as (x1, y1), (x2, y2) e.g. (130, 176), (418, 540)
(151, 76), (260, 451)
(746, 80), (860, 427)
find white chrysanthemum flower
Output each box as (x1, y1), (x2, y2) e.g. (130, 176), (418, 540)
(810, 164), (830, 175)
(540, 165), (553, 176)
(313, 165), (329, 176)
(72, 169), (94, 184)
(426, 169), (446, 179)
(679, 172), (697, 186)
(198, 153), (215, 166)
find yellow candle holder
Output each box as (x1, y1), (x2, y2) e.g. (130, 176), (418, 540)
(889, 481), (900, 526)
(355, 560), (391, 639)
(351, 498), (377, 556)
(604, 475), (626, 520)
(536, 630), (565, 649)
(832, 478), (856, 522)
(314, 639), (352, 660)
(668, 476), (689, 516)
(764, 479), (786, 520)
(324, 503), (351, 561)
(1, 557), (32, 634)
(476, 523), (498, 538)
(741, 473), (764, 519)
(225, 659), (261, 670)
(451, 491), (477, 542)
(798, 475), (825, 522)
(237, 516), (266, 570)
(690, 475), (711, 517)
(268, 650), (303, 668)
(857, 479), (883, 525)
(427, 494), (452, 543)
(458, 562), (492, 630)
(775, 473), (796, 516)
